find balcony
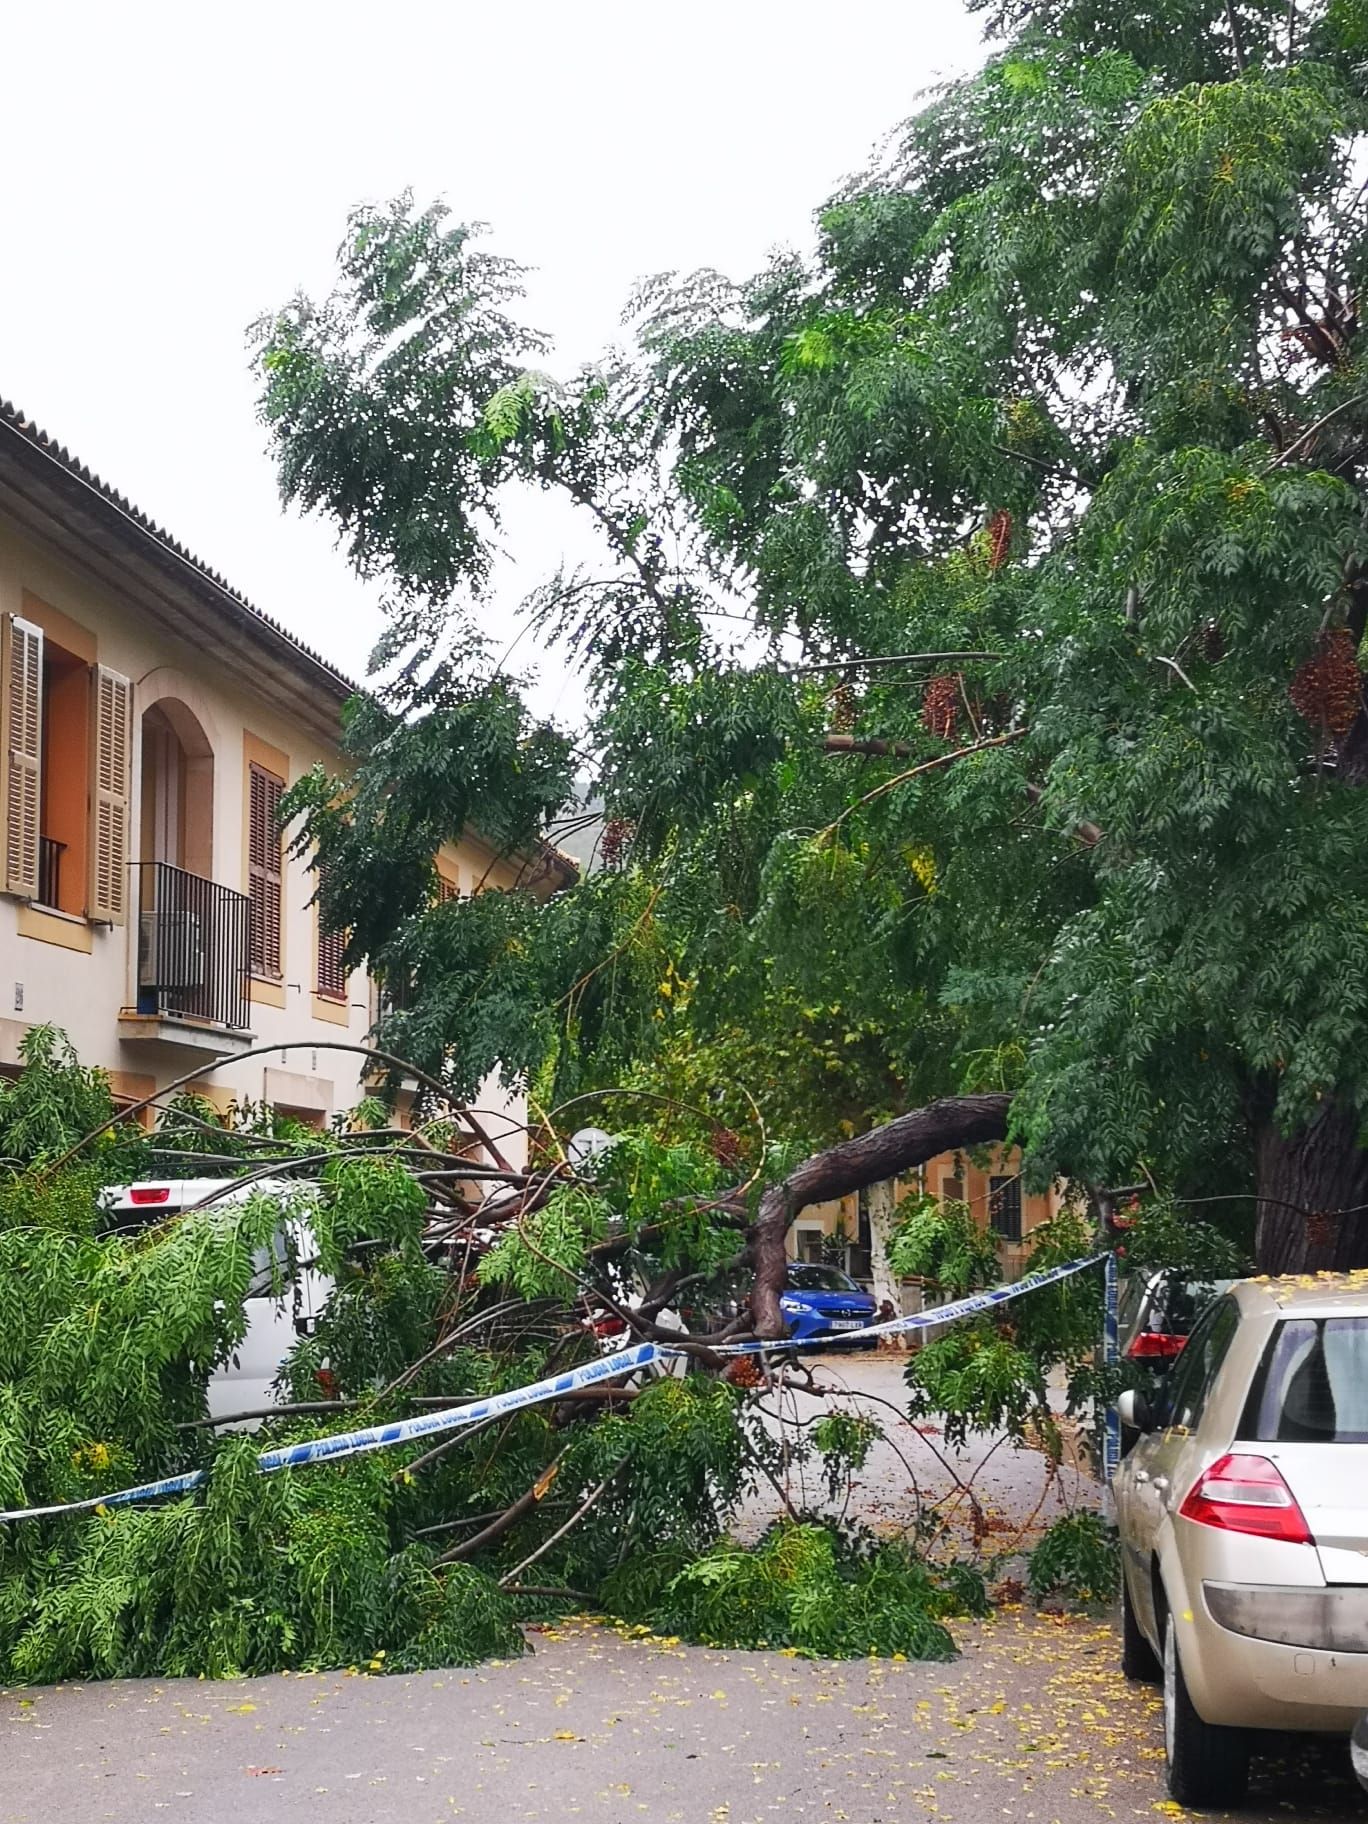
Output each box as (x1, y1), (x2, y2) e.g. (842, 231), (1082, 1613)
(118, 861), (254, 1054)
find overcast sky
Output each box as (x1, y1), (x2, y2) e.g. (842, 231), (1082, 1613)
(4, 1), (984, 726)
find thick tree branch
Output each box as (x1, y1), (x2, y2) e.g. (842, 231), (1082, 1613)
(436, 1449), (569, 1565)
(748, 1094), (1013, 1337)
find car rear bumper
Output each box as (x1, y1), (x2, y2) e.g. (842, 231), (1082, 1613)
(1204, 1581), (1368, 1653)
(1181, 1587), (1367, 1731)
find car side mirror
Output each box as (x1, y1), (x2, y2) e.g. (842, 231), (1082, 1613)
(1117, 1388), (1156, 1433)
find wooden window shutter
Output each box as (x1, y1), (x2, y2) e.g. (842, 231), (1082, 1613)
(315, 865), (348, 1000)
(2, 614), (43, 898)
(88, 665), (133, 923)
(248, 762), (284, 977)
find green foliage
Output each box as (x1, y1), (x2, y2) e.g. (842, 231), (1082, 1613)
(888, 1193), (1000, 1293)
(1, 1442), (522, 1681)
(1028, 1512), (1121, 1603)
(811, 1411), (880, 1503)
(0, 1025), (145, 1175)
(902, 1211), (1109, 1451)
(478, 1185), (609, 1301)
(1121, 1194), (1251, 1277)
(247, 4), (1368, 1279)
(641, 1522), (981, 1659)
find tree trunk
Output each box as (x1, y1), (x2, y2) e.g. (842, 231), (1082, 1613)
(750, 1094), (1012, 1336)
(866, 1177), (906, 1347)
(1254, 1095), (1368, 1272)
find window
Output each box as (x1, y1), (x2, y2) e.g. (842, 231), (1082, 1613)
(989, 1175), (1023, 1243)
(435, 868), (459, 904)
(1247, 1318), (1368, 1444)
(316, 918), (347, 1002)
(1, 611), (130, 921)
(940, 1176), (964, 1206)
(315, 866), (348, 1002)
(1164, 1296), (1240, 1432)
(247, 761), (284, 978)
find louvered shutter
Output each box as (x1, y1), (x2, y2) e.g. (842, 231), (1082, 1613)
(435, 870), (459, 904)
(2, 615), (43, 898)
(315, 865), (348, 1000)
(88, 665), (132, 923)
(248, 762), (284, 977)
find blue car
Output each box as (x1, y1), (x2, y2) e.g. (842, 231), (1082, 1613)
(780, 1262), (878, 1346)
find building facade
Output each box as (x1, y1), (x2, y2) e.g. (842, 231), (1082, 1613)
(788, 1143), (1070, 1290)
(0, 401), (571, 1152)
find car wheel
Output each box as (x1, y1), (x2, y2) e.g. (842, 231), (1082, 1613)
(1163, 1611), (1250, 1809)
(1120, 1572), (1160, 1683)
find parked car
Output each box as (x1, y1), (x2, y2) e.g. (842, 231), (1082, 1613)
(1120, 1269), (1238, 1372)
(581, 1260), (689, 1382)
(1119, 1270), (1237, 1449)
(1114, 1277), (1368, 1808)
(100, 1179), (331, 1422)
(780, 1262), (878, 1347)
(1355, 1712), (1368, 1794)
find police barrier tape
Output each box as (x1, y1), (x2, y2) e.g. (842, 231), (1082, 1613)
(712, 1253), (1105, 1354)
(0, 1343), (662, 1525)
(0, 1256), (1104, 1523)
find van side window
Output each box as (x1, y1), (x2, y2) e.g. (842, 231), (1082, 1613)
(246, 1230), (291, 1299)
(1165, 1296), (1240, 1432)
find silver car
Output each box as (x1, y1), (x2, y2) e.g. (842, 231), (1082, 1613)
(1114, 1276), (1368, 1808)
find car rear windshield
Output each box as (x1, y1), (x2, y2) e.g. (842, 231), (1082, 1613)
(787, 1264), (860, 1293)
(1247, 1317), (1368, 1444)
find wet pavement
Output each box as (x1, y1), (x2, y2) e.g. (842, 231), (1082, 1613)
(4, 1612), (1362, 1823)
(3, 1354), (1362, 1823)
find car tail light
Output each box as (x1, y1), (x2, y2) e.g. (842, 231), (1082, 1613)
(129, 1187), (171, 1205)
(1178, 1453), (1312, 1545)
(1126, 1330), (1187, 1361)
(591, 1315), (627, 1339)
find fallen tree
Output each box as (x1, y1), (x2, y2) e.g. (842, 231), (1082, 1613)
(0, 1030), (1132, 1682)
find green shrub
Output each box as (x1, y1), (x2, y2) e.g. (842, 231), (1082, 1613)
(645, 1521), (985, 1659)
(1028, 1512), (1121, 1603)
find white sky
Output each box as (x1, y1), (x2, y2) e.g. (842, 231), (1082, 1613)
(4, 0), (984, 728)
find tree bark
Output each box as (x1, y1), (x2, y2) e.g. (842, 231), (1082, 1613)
(1254, 1096), (1368, 1272)
(750, 1095), (1012, 1336)
(866, 1177), (906, 1348)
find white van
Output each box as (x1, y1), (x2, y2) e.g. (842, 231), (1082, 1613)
(100, 1179), (333, 1423)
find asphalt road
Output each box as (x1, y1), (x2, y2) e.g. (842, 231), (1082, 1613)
(741, 1351), (1091, 1552)
(3, 1611), (1363, 1824)
(3, 1355), (1363, 1823)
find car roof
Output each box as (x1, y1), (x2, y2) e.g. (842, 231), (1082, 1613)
(101, 1178), (315, 1209)
(1230, 1271), (1368, 1319)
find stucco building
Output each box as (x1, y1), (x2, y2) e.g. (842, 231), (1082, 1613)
(0, 399), (571, 1152)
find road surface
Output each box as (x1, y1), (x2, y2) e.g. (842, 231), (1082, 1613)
(4, 1355), (1362, 1822)
(4, 1610), (1363, 1824)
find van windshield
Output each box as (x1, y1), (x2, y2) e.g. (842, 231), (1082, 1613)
(1249, 1318), (1368, 1444)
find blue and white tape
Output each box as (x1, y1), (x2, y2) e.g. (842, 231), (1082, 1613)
(713, 1252), (1104, 1353)
(0, 1256), (1104, 1523)
(0, 1343), (660, 1524)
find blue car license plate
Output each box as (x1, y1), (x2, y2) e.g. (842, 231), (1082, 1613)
(829, 1318), (864, 1331)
